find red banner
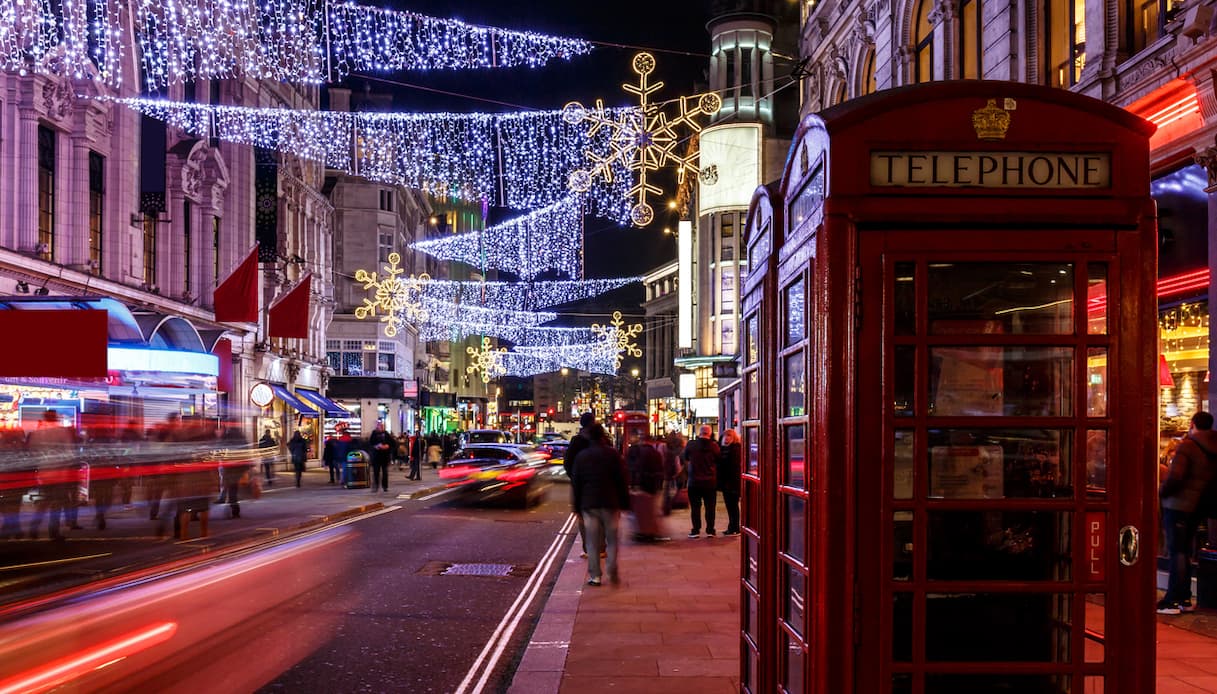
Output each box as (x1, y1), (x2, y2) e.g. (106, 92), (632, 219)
(0, 310), (107, 377)
(213, 245), (260, 323)
(268, 273), (312, 339)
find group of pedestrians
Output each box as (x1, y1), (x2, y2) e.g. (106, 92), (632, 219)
(319, 422), (451, 490)
(564, 412), (744, 587)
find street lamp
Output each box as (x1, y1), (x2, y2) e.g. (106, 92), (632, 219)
(630, 367), (641, 410)
(560, 367), (570, 421)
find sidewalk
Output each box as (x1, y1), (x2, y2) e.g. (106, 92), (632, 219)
(511, 500), (1217, 694)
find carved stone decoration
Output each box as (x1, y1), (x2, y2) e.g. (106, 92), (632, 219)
(928, 0), (956, 25)
(182, 147), (206, 199)
(1194, 141), (1217, 192)
(853, 7), (877, 48)
(41, 78), (74, 123)
(1125, 55), (1169, 88)
(803, 63), (822, 110)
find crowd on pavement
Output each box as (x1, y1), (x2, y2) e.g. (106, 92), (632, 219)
(564, 411), (745, 588)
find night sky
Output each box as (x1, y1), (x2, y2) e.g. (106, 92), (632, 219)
(346, 1), (719, 322)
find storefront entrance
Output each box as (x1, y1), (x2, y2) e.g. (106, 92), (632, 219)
(741, 82), (1158, 694)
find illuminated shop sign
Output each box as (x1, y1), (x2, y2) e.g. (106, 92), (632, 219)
(107, 347), (220, 377)
(870, 151), (1110, 189)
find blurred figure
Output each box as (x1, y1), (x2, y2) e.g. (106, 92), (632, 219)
(718, 429), (743, 537)
(367, 421), (392, 493)
(323, 422), (353, 484)
(625, 432), (667, 543)
(426, 434), (442, 470)
(147, 413), (183, 520)
(394, 432), (408, 471)
(88, 428), (121, 530)
(259, 427), (277, 485)
(118, 419), (143, 506)
(27, 410), (78, 540)
(564, 412), (603, 558)
(570, 423), (629, 587)
(661, 431), (686, 516)
(0, 430), (34, 539)
(443, 433), (458, 463)
(288, 429), (308, 488)
(407, 430), (425, 480)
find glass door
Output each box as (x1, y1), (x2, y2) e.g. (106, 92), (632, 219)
(857, 230), (1136, 694)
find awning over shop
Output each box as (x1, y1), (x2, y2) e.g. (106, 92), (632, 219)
(269, 384), (318, 417)
(295, 389), (350, 418)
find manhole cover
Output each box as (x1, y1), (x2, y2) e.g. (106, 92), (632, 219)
(443, 563), (514, 576)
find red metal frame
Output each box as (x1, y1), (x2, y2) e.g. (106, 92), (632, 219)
(742, 82), (1158, 694)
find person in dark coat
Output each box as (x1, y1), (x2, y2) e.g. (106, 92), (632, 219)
(625, 434), (667, 542)
(258, 428), (277, 485)
(322, 423), (352, 484)
(564, 412), (599, 555)
(570, 423), (630, 586)
(718, 429), (743, 536)
(367, 421), (393, 492)
(288, 430), (309, 488)
(682, 425), (721, 538)
(1158, 410), (1217, 614)
(408, 431), (426, 480)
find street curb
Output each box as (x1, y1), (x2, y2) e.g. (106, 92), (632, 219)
(506, 530), (584, 694)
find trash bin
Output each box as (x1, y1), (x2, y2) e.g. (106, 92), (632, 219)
(1198, 547), (1217, 610)
(344, 450), (370, 489)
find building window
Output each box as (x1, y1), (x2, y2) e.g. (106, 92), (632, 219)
(88, 151), (104, 272)
(379, 228), (393, 263)
(722, 317), (737, 355)
(213, 216), (221, 285)
(37, 126), (55, 259)
(721, 212), (735, 261)
(860, 47), (877, 96)
(1127, 0), (1176, 54)
(143, 216), (157, 286)
(959, 0), (982, 79)
(183, 200), (192, 292)
(1046, 0), (1086, 87)
(914, 0), (935, 82)
(722, 266), (736, 314)
(379, 189), (394, 212)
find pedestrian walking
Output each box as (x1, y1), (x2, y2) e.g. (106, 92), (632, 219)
(27, 410), (78, 540)
(564, 412), (603, 556)
(394, 432), (409, 471)
(683, 424), (720, 538)
(288, 429), (309, 488)
(570, 423), (629, 586)
(426, 434), (442, 470)
(718, 429), (743, 536)
(367, 421), (393, 492)
(258, 428), (277, 486)
(625, 432), (667, 542)
(661, 431), (686, 515)
(408, 431), (425, 480)
(1158, 410), (1217, 614)
(323, 423), (353, 484)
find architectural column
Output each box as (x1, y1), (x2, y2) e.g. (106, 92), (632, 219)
(1194, 142), (1217, 403)
(928, 0), (957, 81)
(65, 132), (94, 268)
(16, 110), (40, 254)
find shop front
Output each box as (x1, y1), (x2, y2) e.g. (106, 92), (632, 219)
(327, 376), (407, 436)
(742, 83), (1159, 694)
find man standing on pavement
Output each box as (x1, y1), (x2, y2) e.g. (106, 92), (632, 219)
(570, 422), (629, 586)
(408, 430), (425, 481)
(322, 422), (352, 484)
(683, 425), (721, 538)
(367, 421), (393, 493)
(1159, 410), (1217, 614)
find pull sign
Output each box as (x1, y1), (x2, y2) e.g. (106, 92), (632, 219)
(1086, 512), (1105, 581)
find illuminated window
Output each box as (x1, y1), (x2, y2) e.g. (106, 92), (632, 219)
(914, 0), (935, 82)
(1126, 0), (1178, 53)
(88, 152), (104, 272)
(1046, 0), (1086, 87)
(143, 216), (157, 286)
(959, 0), (982, 79)
(860, 47), (877, 96)
(37, 126), (55, 259)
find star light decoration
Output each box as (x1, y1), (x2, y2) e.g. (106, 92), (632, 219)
(466, 337), (508, 383)
(563, 52), (722, 227)
(353, 252), (429, 338)
(591, 311), (643, 369)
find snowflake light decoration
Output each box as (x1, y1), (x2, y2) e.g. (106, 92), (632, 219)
(466, 337), (508, 383)
(354, 252), (430, 337)
(563, 52), (721, 227)
(591, 310), (643, 370)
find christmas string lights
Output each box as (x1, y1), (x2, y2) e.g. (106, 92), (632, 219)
(411, 197), (583, 279)
(327, 3), (592, 73)
(3, 0), (591, 90)
(418, 321), (597, 346)
(421, 276), (641, 311)
(103, 96), (635, 220)
(421, 299), (558, 329)
(565, 52), (721, 226)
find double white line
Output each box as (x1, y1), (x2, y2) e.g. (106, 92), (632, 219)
(453, 512), (578, 694)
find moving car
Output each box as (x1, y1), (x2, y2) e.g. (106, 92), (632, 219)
(440, 444), (553, 507)
(463, 429), (513, 445)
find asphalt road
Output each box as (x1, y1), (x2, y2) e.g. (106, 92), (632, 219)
(254, 486), (574, 694)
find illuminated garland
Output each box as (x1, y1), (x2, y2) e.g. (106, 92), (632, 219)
(421, 299), (558, 329)
(502, 344), (620, 376)
(103, 97), (633, 220)
(419, 322), (597, 345)
(421, 276), (641, 311)
(1, 0), (591, 90)
(411, 197), (582, 279)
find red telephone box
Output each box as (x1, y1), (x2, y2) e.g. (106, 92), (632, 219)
(741, 82), (1157, 694)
